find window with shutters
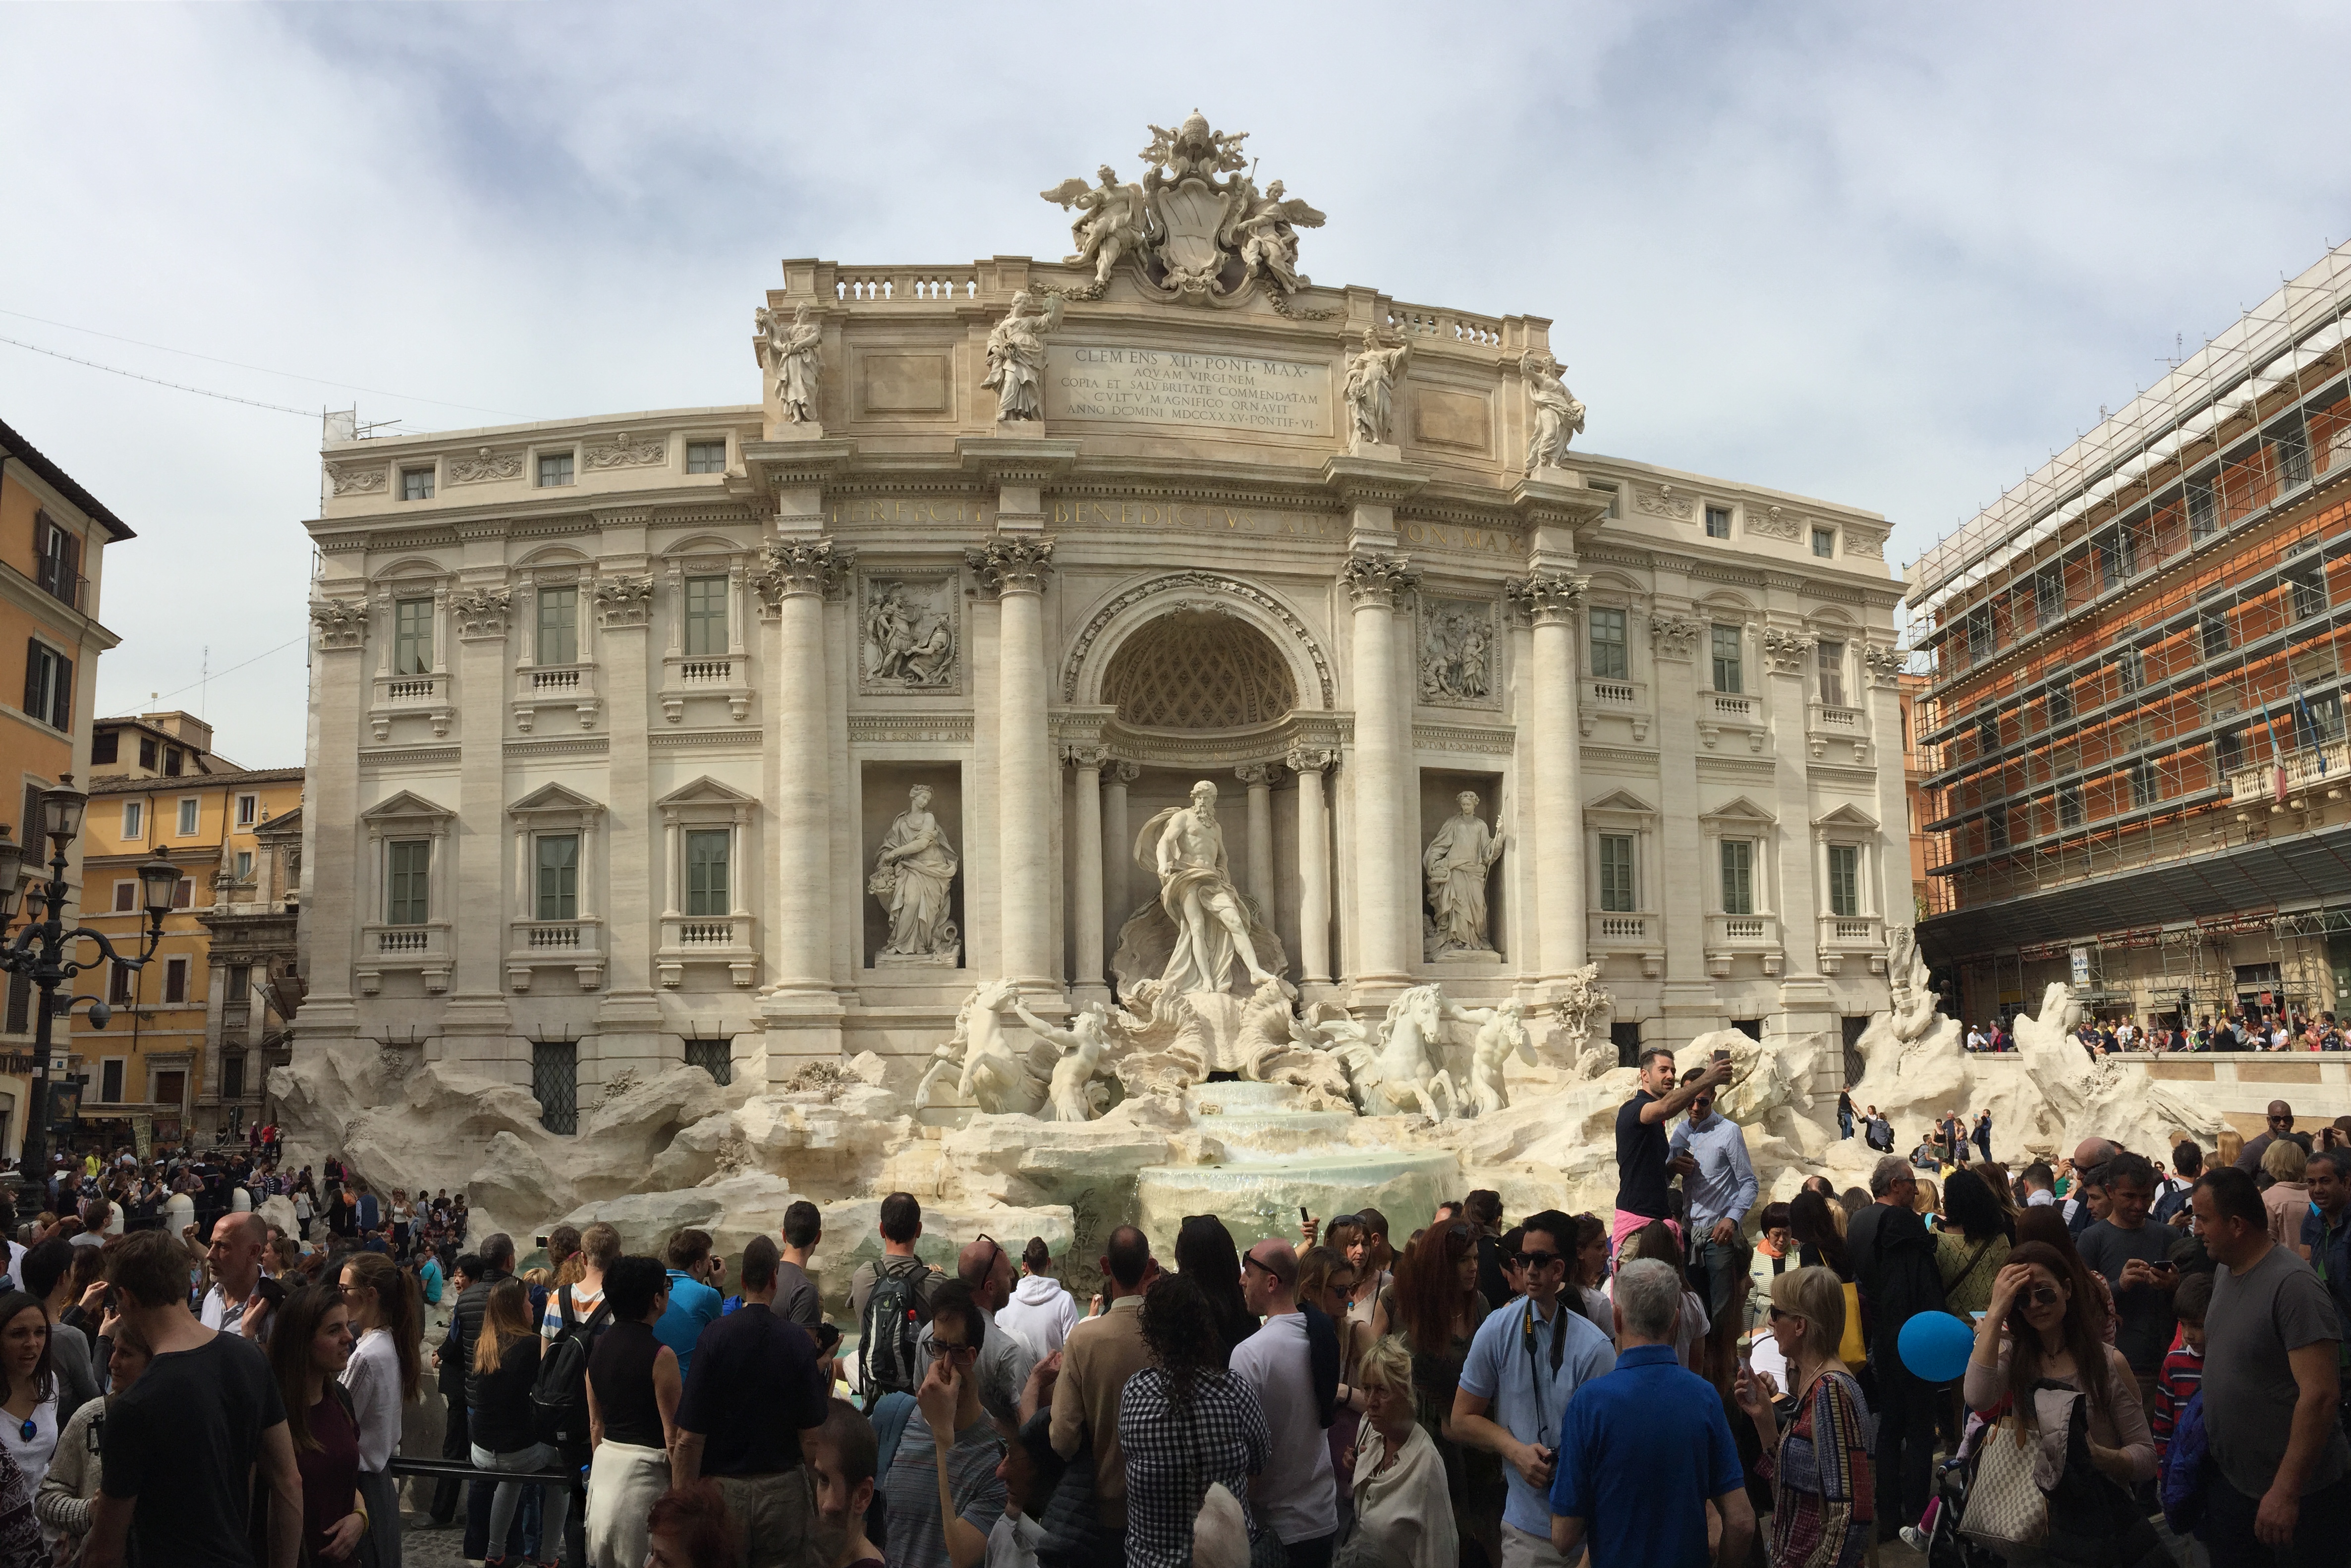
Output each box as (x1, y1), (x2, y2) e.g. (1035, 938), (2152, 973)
(163, 747), (181, 777)
(21, 642), (70, 731)
(1588, 608), (1627, 679)
(685, 830), (730, 916)
(684, 1037), (732, 1085)
(1827, 844), (1860, 917)
(387, 839), (431, 924)
(177, 798), (198, 837)
(107, 964), (132, 1006)
(536, 834), (580, 920)
(684, 577), (728, 657)
(163, 958), (188, 1005)
(1598, 835), (1636, 912)
(121, 801), (142, 840)
(222, 1053), (246, 1102)
(537, 587), (579, 665)
(1711, 625), (1743, 694)
(1816, 641), (1845, 706)
(172, 878), (192, 909)
(111, 882), (134, 913)
(1964, 608), (1993, 663)
(136, 737), (156, 770)
(532, 1042), (578, 1134)
(1719, 840), (1754, 915)
(393, 599), (434, 674)
(236, 793), (258, 827)
(100, 1060), (123, 1104)
(89, 731), (116, 766)
(33, 514), (81, 609)
(1811, 528), (1836, 559)
(1704, 506), (1731, 539)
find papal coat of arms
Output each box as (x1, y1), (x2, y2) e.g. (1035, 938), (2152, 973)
(1041, 110), (1325, 306)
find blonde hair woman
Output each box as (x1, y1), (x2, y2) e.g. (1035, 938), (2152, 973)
(2262, 1138), (2313, 1252)
(1342, 1336), (1457, 1568)
(1733, 1267), (1874, 1568)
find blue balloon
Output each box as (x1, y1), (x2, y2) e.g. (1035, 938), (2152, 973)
(1899, 1309), (1974, 1384)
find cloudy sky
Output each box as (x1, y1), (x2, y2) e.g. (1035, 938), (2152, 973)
(5, 4), (2345, 765)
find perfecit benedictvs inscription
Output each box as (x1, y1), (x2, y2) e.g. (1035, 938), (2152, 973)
(1045, 345), (1331, 436)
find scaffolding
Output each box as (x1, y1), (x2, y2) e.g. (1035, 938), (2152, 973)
(1908, 237), (2351, 930)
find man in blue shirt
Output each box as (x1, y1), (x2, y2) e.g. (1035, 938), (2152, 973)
(1452, 1209), (1616, 1564)
(1551, 1258), (1753, 1568)
(655, 1227), (726, 1379)
(1668, 1066), (1758, 1385)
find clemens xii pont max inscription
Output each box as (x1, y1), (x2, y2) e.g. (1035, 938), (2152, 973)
(1046, 344), (1331, 434)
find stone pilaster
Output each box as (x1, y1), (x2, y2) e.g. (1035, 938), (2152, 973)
(445, 581), (517, 1074)
(970, 536), (1058, 997)
(1649, 593), (1717, 1045)
(298, 597), (367, 1048)
(1340, 554), (1417, 994)
(1235, 762), (1280, 916)
(1068, 746), (1107, 1002)
(1511, 571), (1588, 986)
(1103, 761), (1136, 965)
(1287, 747), (1336, 986)
(591, 550), (662, 1087)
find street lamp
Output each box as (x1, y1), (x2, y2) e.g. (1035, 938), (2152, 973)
(0, 777), (172, 1202)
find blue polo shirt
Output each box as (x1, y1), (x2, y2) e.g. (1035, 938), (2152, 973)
(1550, 1344), (1743, 1567)
(1457, 1294), (1616, 1536)
(655, 1269), (725, 1379)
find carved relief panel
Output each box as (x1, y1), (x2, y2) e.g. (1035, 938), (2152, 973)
(1415, 595), (1501, 711)
(856, 569), (961, 695)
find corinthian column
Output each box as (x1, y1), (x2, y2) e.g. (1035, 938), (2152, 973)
(970, 537), (1057, 993)
(1514, 571), (1588, 983)
(1341, 554), (1417, 990)
(1235, 762), (1279, 914)
(755, 539), (851, 1008)
(1287, 746), (1335, 985)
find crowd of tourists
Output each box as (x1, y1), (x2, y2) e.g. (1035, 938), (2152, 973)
(1952, 1008), (2351, 1057)
(0, 1063), (2341, 1568)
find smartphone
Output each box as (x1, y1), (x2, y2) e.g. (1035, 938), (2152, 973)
(1711, 1048), (1732, 1066)
(535, 1234), (549, 1249)
(1299, 1206), (1311, 1225)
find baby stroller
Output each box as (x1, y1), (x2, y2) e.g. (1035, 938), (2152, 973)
(1916, 1422), (2006, 1568)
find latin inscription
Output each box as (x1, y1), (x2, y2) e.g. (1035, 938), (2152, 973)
(828, 498), (992, 526)
(1048, 499), (1522, 557)
(1045, 345), (1332, 436)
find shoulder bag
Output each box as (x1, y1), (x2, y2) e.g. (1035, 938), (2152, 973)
(1958, 1412), (2048, 1550)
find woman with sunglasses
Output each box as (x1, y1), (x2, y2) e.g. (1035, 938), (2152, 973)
(268, 1282), (369, 1564)
(1965, 1241), (2155, 1491)
(1732, 1266), (1872, 1568)
(0, 1290), (56, 1511)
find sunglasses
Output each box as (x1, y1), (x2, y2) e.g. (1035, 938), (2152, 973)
(1517, 1250), (1564, 1271)
(2025, 1285), (2060, 1309)
(931, 1339), (976, 1360)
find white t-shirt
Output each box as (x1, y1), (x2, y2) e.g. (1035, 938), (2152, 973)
(985, 1511), (1044, 1568)
(1227, 1311), (1336, 1545)
(0, 1397), (57, 1493)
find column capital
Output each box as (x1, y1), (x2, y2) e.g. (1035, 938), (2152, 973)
(1063, 743), (1110, 771)
(309, 598), (367, 652)
(1109, 760), (1142, 785)
(1861, 641), (1905, 690)
(1650, 613), (1703, 663)
(1234, 761), (1285, 788)
(1761, 625), (1816, 676)
(592, 573), (656, 630)
(967, 535), (1056, 597)
(752, 538), (854, 606)
(1340, 552), (1417, 609)
(1284, 745), (1337, 777)
(1507, 572), (1587, 627)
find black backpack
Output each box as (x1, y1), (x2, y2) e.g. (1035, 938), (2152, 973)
(531, 1284), (611, 1449)
(859, 1259), (932, 1406)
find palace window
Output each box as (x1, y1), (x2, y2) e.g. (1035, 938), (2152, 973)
(1704, 506), (1732, 540)
(1588, 608), (1627, 679)
(394, 598), (434, 674)
(386, 840), (430, 925)
(1816, 641), (1845, 706)
(537, 586), (579, 665)
(1811, 528), (1836, 559)
(531, 1041), (578, 1134)
(684, 576), (728, 657)
(684, 830), (730, 917)
(1598, 834), (1636, 912)
(684, 1037), (732, 1085)
(1827, 843), (1859, 918)
(21, 642), (70, 731)
(536, 834), (580, 921)
(33, 514), (81, 608)
(400, 467), (435, 502)
(537, 452), (574, 488)
(163, 957), (188, 1005)
(685, 441), (727, 474)
(1711, 625), (1743, 694)
(1719, 840), (1755, 916)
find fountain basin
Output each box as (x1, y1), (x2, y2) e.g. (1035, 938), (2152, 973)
(1135, 1149), (1460, 1250)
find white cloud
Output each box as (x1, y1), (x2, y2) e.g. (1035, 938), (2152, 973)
(4, 2), (2345, 762)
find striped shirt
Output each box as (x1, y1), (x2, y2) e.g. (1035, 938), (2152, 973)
(2149, 1341), (2203, 1467)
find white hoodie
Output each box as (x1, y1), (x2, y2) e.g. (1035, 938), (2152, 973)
(996, 1270), (1080, 1354)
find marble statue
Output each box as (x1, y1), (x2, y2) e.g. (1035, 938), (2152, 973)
(1008, 997), (1118, 1122)
(1423, 792), (1505, 957)
(1448, 998), (1536, 1116)
(869, 785), (960, 959)
(1552, 964), (1615, 1078)
(1520, 350), (1585, 473)
(758, 302), (824, 424)
(1141, 780), (1282, 996)
(1344, 336), (1411, 450)
(865, 581), (954, 687)
(1228, 178), (1324, 295)
(1885, 927), (1940, 1044)
(983, 289), (1064, 423)
(1330, 984), (1460, 1121)
(914, 980), (1052, 1116)
(1042, 167), (1148, 287)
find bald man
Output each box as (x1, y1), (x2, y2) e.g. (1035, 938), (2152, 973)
(2236, 1102), (2295, 1175)
(200, 1210), (275, 1341)
(1235, 1238), (1338, 1565)
(919, 1234), (1039, 1425)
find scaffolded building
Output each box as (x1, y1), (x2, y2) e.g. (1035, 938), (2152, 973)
(1913, 240), (2351, 1027)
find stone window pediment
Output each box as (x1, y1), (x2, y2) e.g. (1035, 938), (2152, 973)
(507, 783), (606, 825)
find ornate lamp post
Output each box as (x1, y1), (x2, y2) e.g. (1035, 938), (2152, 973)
(0, 777), (177, 1201)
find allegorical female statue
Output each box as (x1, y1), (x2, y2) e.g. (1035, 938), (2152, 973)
(1423, 791), (1505, 955)
(982, 289), (1064, 423)
(758, 302), (824, 424)
(870, 784), (959, 957)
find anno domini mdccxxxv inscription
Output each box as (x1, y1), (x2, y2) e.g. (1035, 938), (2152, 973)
(1044, 343), (1332, 436)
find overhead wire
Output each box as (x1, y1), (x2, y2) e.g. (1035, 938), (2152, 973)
(0, 334), (321, 417)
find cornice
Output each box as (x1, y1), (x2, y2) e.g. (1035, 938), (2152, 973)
(1321, 454), (1431, 507)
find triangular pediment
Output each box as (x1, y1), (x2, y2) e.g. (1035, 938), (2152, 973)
(1585, 788), (1655, 816)
(1698, 795), (1776, 826)
(507, 782), (605, 817)
(655, 776), (757, 809)
(1812, 803), (1880, 832)
(361, 790), (453, 823)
